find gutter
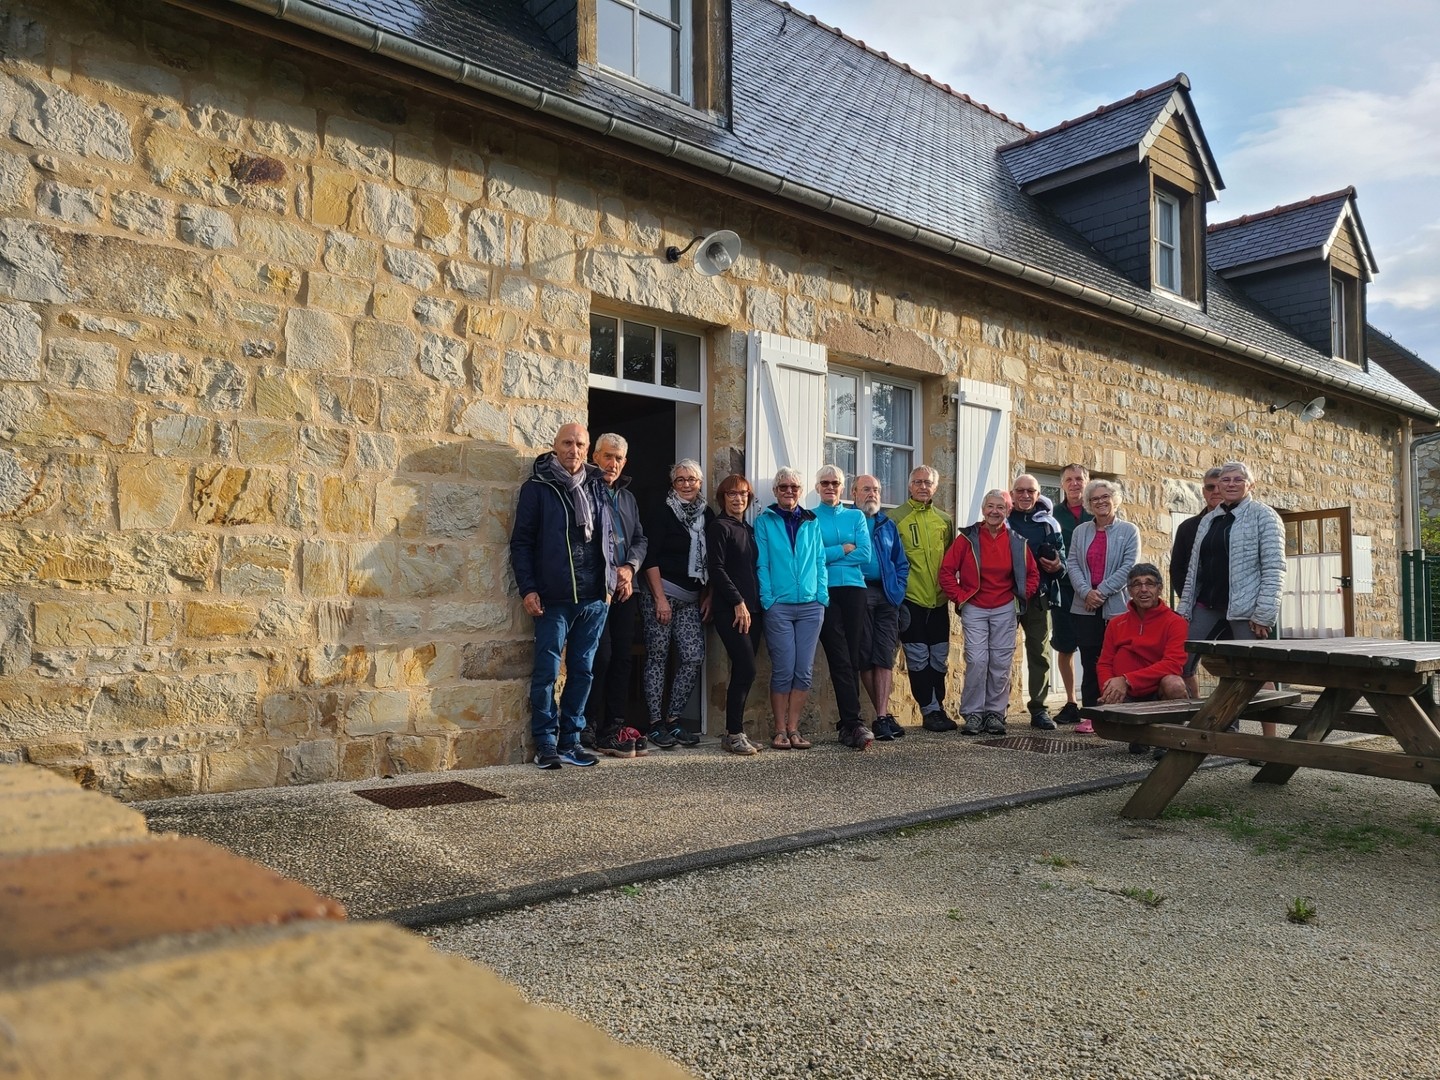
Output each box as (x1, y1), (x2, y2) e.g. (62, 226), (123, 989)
(198, 0), (1436, 423)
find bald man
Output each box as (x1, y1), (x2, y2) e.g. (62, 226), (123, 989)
(510, 423), (618, 770)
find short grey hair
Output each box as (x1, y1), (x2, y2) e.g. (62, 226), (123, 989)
(1203, 466), (1224, 481)
(772, 466), (803, 495)
(670, 458), (704, 485)
(595, 432), (628, 456)
(1218, 460), (1252, 482)
(983, 488), (1013, 510)
(815, 464), (845, 486)
(910, 465), (939, 486)
(1083, 478), (1121, 512)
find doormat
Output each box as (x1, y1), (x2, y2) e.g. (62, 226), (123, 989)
(976, 736), (1093, 753)
(354, 781), (506, 810)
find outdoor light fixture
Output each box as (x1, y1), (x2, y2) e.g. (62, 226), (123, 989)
(664, 230), (742, 276)
(1268, 396), (1327, 422)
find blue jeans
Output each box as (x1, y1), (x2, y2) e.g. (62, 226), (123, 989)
(764, 601), (825, 693)
(529, 599), (608, 753)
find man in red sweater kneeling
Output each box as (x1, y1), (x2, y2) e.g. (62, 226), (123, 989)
(1097, 563), (1188, 755)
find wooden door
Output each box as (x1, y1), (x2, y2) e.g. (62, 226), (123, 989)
(1279, 506), (1354, 638)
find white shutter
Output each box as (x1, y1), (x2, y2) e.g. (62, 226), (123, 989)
(746, 331), (827, 506)
(954, 378), (1012, 528)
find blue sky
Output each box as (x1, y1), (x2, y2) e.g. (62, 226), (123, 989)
(793, 0), (1440, 368)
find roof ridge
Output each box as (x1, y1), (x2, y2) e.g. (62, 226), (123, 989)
(995, 73), (1188, 151)
(1208, 187), (1357, 234)
(771, 1), (1031, 133)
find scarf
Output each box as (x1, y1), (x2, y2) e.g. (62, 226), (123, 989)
(547, 456), (595, 541)
(667, 488), (708, 584)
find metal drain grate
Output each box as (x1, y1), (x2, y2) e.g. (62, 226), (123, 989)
(354, 781), (505, 810)
(976, 736), (1093, 753)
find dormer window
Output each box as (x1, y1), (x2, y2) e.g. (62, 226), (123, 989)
(1331, 275), (1347, 357)
(597, 0), (691, 101)
(1154, 190), (1182, 293)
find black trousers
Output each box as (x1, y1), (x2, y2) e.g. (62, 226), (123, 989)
(712, 608), (764, 734)
(899, 600), (951, 717)
(818, 585), (867, 727)
(584, 593), (638, 737)
(1073, 611), (1108, 708)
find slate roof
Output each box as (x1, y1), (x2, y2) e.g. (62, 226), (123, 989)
(1369, 326), (1440, 432)
(1208, 189), (1372, 276)
(212, 0), (1435, 420)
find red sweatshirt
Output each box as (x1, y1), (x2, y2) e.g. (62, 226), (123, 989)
(1096, 599), (1189, 698)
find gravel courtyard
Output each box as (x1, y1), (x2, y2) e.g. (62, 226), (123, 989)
(429, 764), (1440, 1080)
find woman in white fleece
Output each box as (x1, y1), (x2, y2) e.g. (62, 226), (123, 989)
(1177, 460), (1286, 736)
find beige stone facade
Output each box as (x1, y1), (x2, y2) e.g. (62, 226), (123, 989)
(0, 0), (1406, 797)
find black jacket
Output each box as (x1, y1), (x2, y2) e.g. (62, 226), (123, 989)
(509, 453), (613, 605)
(707, 513), (760, 612)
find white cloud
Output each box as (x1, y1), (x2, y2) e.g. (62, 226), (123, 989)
(1371, 221), (1440, 311)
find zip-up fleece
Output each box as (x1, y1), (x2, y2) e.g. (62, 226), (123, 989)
(813, 501), (872, 588)
(1008, 494), (1065, 604)
(890, 498), (953, 609)
(939, 523), (1038, 612)
(509, 452), (617, 605)
(862, 511), (910, 607)
(754, 505), (829, 610)
(1096, 599), (1189, 698)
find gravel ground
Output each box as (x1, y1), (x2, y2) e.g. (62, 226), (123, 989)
(428, 765), (1440, 1080)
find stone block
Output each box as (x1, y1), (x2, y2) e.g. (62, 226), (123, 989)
(37, 179), (102, 226)
(221, 535), (296, 596)
(152, 414), (216, 457)
(285, 308), (350, 372)
(204, 746), (281, 793)
(307, 272), (369, 315)
(46, 338), (118, 391)
(0, 147), (31, 209)
(147, 602), (178, 646)
(316, 376), (378, 426)
(0, 592), (29, 675)
(417, 194), (461, 254)
(461, 639), (533, 681)
(502, 348), (586, 402)
(417, 332), (466, 386)
(554, 178), (598, 232)
(413, 296), (458, 329)
(128, 350), (197, 397)
(378, 383), (446, 433)
(0, 785), (150, 858)
(486, 161), (550, 219)
(345, 690), (409, 736)
(370, 282), (414, 322)
(239, 216), (318, 266)
(0, 301), (41, 381)
(443, 259), (490, 299)
(447, 147), (485, 200)
(395, 132), (445, 192)
(110, 189), (174, 238)
(380, 733), (448, 774)
(301, 540), (347, 598)
(235, 420), (295, 465)
(117, 460), (189, 529)
(263, 692), (318, 737)
(425, 483), (486, 538)
(453, 399), (508, 441)
(91, 671), (259, 735)
(301, 644), (367, 687)
(339, 737), (376, 780)
(320, 477), (372, 534)
(354, 432), (397, 471)
(33, 602), (143, 650)
(281, 738), (339, 784)
(429, 602), (512, 636)
(5, 75), (133, 162)
(363, 184), (416, 243)
(383, 246), (437, 290)
(422, 685), (494, 730)
(526, 223), (578, 283)
(324, 115), (393, 176)
(184, 601), (259, 639)
(374, 482), (424, 537)
(103, 753), (203, 800)
(299, 425), (350, 470)
(0, 679), (95, 741)
(0, 446), (42, 520)
(254, 368), (310, 421)
(251, 98), (320, 158)
(322, 231), (378, 277)
(353, 319), (417, 378)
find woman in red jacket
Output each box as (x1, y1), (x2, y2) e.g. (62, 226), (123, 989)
(940, 490), (1038, 737)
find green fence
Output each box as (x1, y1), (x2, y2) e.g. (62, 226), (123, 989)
(1400, 550), (1440, 641)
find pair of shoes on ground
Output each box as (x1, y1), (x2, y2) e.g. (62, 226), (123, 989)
(1029, 708), (1057, 731)
(647, 724), (701, 750)
(596, 726), (649, 758)
(961, 712), (1008, 736)
(722, 732), (760, 756)
(838, 721), (874, 750)
(921, 711), (958, 732)
(534, 745), (600, 769)
(872, 714), (905, 740)
(1054, 702), (1081, 725)
(770, 729), (812, 750)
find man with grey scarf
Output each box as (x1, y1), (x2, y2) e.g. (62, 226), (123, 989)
(510, 423), (619, 770)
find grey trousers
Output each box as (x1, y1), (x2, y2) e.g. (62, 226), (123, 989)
(1017, 598), (1051, 712)
(959, 603), (1018, 717)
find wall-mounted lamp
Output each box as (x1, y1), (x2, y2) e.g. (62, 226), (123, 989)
(664, 230), (741, 276)
(1269, 395), (1327, 422)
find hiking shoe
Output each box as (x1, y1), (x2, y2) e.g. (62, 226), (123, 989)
(922, 711), (958, 732)
(617, 726), (648, 756)
(839, 722), (874, 750)
(596, 731), (637, 758)
(723, 732), (760, 756)
(886, 715), (905, 738)
(872, 715), (898, 741)
(669, 724), (701, 747)
(960, 714), (985, 736)
(558, 746), (598, 767)
(1030, 709), (1056, 731)
(1074, 718), (1095, 734)
(982, 712), (1008, 735)
(534, 750), (562, 770)
(1055, 702), (1081, 725)
(647, 726), (679, 749)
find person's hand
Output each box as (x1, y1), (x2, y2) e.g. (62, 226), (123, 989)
(655, 596), (671, 625)
(1249, 620), (1271, 639)
(842, 543), (856, 555)
(699, 592), (712, 621)
(1100, 677), (1128, 704)
(733, 603), (751, 632)
(523, 592), (543, 618)
(1039, 555), (1062, 574)
(1084, 589), (1105, 611)
(615, 565), (633, 601)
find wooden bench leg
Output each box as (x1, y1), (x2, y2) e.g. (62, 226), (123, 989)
(1253, 687), (1360, 786)
(1366, 694), (1440, 798)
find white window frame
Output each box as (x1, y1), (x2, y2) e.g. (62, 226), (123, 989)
(1331, 274), (1349, 359)
(588, 312), (705, 408)
(1153, 189), (1182, 294)
(824, 365), (920, 509)
(595, 0), (693, 103)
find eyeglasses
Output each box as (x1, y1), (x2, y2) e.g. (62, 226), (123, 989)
(1013, 487), (1038, 494)
(673, 477), (700, 485)
(1203, 484), (1219, 492)
(910, 479), (935, 487)
(817, 480), (841, 487)
(724, 490), (750, 499)
(775, 484), (800, 492)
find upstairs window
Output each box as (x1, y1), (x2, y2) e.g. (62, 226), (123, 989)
(824, 368), (918, 505)
(1153, 190), (1182, 294)
(597, 0), (691, 101)
(1330, 275), (1347, 358)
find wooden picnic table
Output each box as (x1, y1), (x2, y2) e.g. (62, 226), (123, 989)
(1083, 636), (1440, 819)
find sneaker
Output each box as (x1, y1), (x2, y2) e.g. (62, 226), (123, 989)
(579, 727), (597, 750)
(839, 722), (874, 750)
(1055, 702), (1081, 725)
(617, 726), (648, 757)
(887, 715), (905, 738)
(558, 746), (598, 767)
(723, 732), (760, 756)
(648, 726), (679, 750)
(872, 715), (898, 741)
(1029, 709), (1057, 731)
(668, 724), (701, 747)
(1074, 718), (1095, 734)
(922, 711), (958, 732)
(982, 712), (1008, 735)
(596, 731), (637, 758)
(960, 714), (985, 736)
(534, 750), (562, 770)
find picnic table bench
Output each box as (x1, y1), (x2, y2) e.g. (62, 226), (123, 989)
(1079, 637), (1440, 818)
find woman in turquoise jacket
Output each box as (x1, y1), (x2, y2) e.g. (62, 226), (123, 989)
(812, 464), (875, 750)
(755, 466), (828, 749)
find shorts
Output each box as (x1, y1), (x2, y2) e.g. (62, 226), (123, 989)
(1051, 584), (1079, 653)
(858, 583), (900, 670)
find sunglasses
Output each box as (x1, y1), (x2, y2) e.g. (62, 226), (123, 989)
(775, 484), (801, 492)
(817, 480), (841, 487)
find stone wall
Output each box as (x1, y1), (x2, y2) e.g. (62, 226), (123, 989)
(0, 0), (1404, 797)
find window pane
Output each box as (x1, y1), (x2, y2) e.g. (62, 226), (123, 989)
(827, 373), (858, 438)
(589, 314), (617, 377)
(824, 436), (857, 482)
(639, 0), (678, 20)
(1156, 201), (1176, 245)
(622, 322), (656, 383)
(873, 445), (912, 501)
(660, 330), (701, 390)
(871, 381), (912, 446)
(597, 0), (634, 74)
(636, 16), (679, 94)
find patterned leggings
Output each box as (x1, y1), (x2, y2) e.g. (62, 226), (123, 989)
(640, 590), (705, 727)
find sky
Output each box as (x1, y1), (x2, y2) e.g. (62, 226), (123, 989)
(791, 0), (1440, 368)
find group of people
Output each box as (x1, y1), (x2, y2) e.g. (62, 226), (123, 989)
(509, 423), (1284, 770)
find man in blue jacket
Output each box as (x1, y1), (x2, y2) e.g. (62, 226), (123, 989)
(852, 474), (910, 740)
(509, 423), (617, 770)
(1008, 474), (1065, 729)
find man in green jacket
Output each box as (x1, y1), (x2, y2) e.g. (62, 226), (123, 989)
(890, 465), (957, 731)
